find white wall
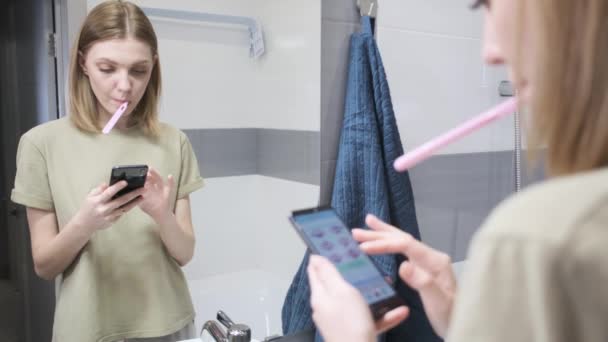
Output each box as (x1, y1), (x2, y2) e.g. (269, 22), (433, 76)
(377, 0), (514, 154)
(88, 0), (321, 131)
(183, 176), (318, 281)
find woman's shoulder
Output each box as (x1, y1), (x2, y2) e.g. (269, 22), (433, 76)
(479, 168), (608, 246)
(20, 117), (73, 146)
(156, 121), (189, 142)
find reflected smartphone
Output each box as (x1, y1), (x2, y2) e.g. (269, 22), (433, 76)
(109, 164), (148, 200)
(289, 206), (404, 320)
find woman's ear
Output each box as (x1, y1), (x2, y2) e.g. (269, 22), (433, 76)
(78, 51), (89, 76)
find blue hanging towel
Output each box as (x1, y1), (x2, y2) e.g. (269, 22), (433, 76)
(281, 16), (442, 342)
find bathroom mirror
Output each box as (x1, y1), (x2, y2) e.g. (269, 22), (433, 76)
(0, 0), (543, 341)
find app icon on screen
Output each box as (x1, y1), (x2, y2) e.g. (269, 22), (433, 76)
(347, 248), (360, 259)
(311, 229), (324, 238)
(339, 236), (350, 247)
(329, 254), (343, 263)
(321, 241), (334, 251)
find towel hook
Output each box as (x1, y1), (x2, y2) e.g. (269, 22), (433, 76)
(357, 0), (378, 18)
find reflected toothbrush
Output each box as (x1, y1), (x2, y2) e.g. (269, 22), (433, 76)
(394, 98), (518, 172)
(102, 101), (129, 134)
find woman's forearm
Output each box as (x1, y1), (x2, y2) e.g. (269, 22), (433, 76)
(156, 212), (195, 266)
(30, 214), (94, 280)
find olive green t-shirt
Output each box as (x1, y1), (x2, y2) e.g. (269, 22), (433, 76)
(447, 168), (608, 342)
(11, 117), (204, 342)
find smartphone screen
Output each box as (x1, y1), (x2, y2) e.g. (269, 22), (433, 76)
(292, 208), (397, 306)
(109, 165), (148, 199)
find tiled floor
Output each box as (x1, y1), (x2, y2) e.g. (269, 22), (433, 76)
(0, 279), (18, 342)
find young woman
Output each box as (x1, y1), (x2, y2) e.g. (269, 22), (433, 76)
(11, 1), (204, 341)
(308, 0), (608, 341)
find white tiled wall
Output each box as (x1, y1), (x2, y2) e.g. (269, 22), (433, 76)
(379, 0), (483, 38)
(377, 0), (513, 154)
(87, 0), (321, 131)
(183, 175), (319, 281)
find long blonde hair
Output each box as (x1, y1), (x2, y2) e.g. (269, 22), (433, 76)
(525, 0), (608, 175)
(68, 0), (161, 136)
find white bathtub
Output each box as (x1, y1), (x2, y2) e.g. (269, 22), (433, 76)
(183, 175), (319, 341)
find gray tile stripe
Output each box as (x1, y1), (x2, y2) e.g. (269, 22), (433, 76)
(409, 150), (545, 261)
(183, 128), (321, 185)
(185, 127), (546, 261)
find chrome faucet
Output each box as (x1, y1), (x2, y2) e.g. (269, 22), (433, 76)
(200, 310), (251, 342)
(201, 321), (228, 342)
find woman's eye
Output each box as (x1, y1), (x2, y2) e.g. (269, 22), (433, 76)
(470, 0), (489, 10)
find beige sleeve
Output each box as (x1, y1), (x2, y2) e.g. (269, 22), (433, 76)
(176, 132), (204, 199)
(11, 134), (54, 211)
(446, 233), (570, 342)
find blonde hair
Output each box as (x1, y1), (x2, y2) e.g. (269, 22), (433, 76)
(68, 0), (161, 136)
(524, 0), (608, 176)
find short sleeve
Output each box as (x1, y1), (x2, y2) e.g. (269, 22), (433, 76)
(11, 134), (54, 210)
(176, 132), (204, 199)
(446, 232), (570, 342)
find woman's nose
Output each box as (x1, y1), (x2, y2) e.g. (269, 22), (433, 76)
(483, 42), (505, 65)
(116, 71), (132, 92)
(481, 14), (505, 65)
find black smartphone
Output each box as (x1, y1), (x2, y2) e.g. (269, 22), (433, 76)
(289, 206), (404, 320)
(109, 164), (148, 200)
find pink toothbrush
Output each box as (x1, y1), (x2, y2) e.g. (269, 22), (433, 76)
(394, 98), (518, 172)
(102, 102), (129, 134)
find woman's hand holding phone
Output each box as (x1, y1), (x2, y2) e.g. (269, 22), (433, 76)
(308, 255), (409, 342)
(138, 167), (176, 223)
(354, 214), (457, 338)
(73, 181), (145, 233)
